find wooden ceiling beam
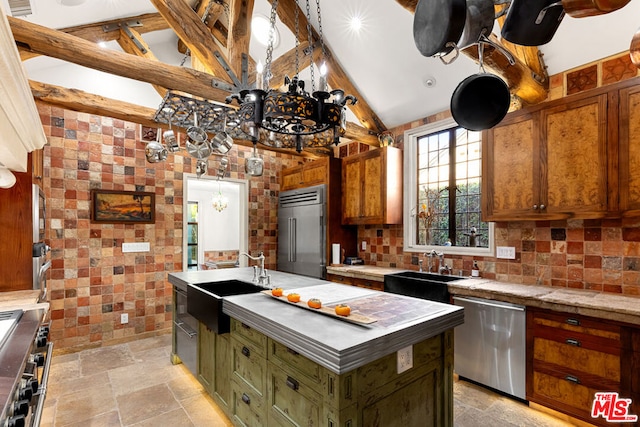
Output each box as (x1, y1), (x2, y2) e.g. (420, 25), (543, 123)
(9, 17), (232, 102)
(116, 25), (167, 97)
(149, 0), (234, 82)
(227, 0), (255, 79)
(19, 13), (169, 61)
(178, 1), (227, 56)
(395, 0), (548, 104)
(29, 80), (323, 159)
(272, 0), (387, 134)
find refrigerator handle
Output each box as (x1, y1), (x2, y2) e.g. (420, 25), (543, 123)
(288, 218), (292, 262)
(291, 218), (296, 262)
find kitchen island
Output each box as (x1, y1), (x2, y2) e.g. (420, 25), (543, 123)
(168, 268), (463, 427)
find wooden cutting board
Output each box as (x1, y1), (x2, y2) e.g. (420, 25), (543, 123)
(261, 290), (377, 325)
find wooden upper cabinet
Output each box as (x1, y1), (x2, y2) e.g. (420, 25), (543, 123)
(619, 85), (640, 215)
(281, 158), (328, 192)
(484, 90), (610, 221)
(484, 113), (539, 219)
(341, 146), (402, 225)
(543, 95), (608, 218)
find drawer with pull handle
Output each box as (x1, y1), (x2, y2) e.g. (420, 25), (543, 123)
(231, 378), (267, 427)
(231, 336), (267, 397)
(268, 338), (323, 389)
(231, 318), (267, 354)
(266, 363), (322, 427)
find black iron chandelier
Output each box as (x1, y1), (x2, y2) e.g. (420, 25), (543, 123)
(226, 0), (357, 153)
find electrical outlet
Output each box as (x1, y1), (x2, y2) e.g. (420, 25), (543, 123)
(121, 313), (128, 324)
(361, 241), (367, 251)
(122, 242), (150, 253)
(397, 345), (413, 374)
(496, 246), (516, 259)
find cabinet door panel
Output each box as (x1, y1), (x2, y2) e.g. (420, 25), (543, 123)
(214, 333), (232, 409)
(619, 86), (640, 214)
(362, 153), (383, 219)
(342, 159), (362, 222)
(484, 114), (538, 219)
(543, 95), (608, 217)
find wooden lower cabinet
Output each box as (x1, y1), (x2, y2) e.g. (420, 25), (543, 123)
(207, 319), (454, 426)
(527, 308), (638, 427)
(198, 323), (232, 412)
(326, 273), (384, 292)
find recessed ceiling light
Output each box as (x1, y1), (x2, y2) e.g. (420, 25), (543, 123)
(252, 15), (279, 48)
(57, 0), (87, 5)
(349, 16), (362, 32)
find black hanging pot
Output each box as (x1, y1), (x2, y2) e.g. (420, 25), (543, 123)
(450, 42), (511, 131)
(501, 0), (565, 46)
(413, 0), (467, 57)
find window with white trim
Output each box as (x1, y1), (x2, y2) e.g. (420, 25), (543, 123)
(403, 118), (494, 256)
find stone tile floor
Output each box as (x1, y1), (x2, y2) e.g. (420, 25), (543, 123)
(41, 334), (588, 426)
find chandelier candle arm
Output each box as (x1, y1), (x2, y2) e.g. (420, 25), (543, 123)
(256, 61), (264, 91)
(319, 63), (328, 92)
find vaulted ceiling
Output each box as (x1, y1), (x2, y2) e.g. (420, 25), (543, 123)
(7, 0), (640, 155)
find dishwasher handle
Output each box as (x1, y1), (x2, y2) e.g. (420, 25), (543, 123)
(453, 296), (526, 312)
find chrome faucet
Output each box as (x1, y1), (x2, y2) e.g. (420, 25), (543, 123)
(438, 252), (451, 275)
(241, 251), (269, 286)
(425, 250), (439, 273)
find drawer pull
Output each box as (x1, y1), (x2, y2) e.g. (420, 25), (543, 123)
(242, 346), (250, 357)
(565, 375), (580, 384)
(241, 322), (251, 330)
(565, 338), (581, 347)
(286, 376), (299, 391)
(241, 393), (251, 405)
(566, 318), (580, 326)
(286, 347), (299, 356)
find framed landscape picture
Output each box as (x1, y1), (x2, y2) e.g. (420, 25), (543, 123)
(91, 190), (155, 224)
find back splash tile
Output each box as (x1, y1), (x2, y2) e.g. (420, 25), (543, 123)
(355, 220), (640, 296)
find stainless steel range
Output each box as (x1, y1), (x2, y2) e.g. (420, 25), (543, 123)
(0, 309), (52, 427)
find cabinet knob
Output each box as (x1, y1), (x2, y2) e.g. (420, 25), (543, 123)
(241, 346), (250, 358)
(533, 204), (538, 210)
(539, 204), (546, 210)
(241, 393), (251, 405)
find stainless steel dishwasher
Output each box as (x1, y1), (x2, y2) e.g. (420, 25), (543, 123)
(453, 296), (526, 400)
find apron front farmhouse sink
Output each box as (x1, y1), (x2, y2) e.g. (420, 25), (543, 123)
(383, 271), (467, 303)
(187, 280), (265, 333)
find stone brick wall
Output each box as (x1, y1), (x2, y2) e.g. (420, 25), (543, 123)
(39, 103), (301, 351)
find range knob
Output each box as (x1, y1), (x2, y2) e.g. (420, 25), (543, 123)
(30, 353), (45, 367)
(24, 378), (39, 393)
(35, 333), (47, 349)
(5, 414), (25, 427)
(38, 326), (49, 336)
(12, 399), (29, 416)
(17, 386), (32, 401)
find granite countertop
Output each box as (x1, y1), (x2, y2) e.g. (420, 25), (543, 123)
(449, 278), (640, 326)
(168, 268), (463, 374)
(0, 290), (48, 313)
(326, 265), (408, 281)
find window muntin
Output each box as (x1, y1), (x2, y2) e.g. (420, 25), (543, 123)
(403, 118), (494, 256)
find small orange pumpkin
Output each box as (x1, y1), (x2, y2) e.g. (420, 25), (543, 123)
(334, 304), (351, 317)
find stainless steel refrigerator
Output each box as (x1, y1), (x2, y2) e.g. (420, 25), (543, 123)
(277, 184), (326, 279)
